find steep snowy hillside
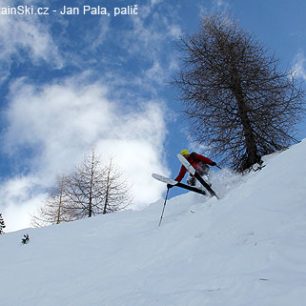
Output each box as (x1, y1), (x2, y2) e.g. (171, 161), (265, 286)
(1, 140), (306, 306)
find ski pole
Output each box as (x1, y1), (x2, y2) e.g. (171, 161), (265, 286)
(158, 187), (170, 227)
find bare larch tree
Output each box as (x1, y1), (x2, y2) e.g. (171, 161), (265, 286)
(101, 159), (131, 214)
(176, 15), (304, 171)
(33, 152), (131, 226)
(65, 152), (130, 219)
(32, 176), (72, 227)
(65, 151), (105, 219)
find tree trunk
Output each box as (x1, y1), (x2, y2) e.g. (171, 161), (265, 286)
(88, 154), (95, 218)
(56, 180), (64, 224)
(232, 72), (261, 169)
(103, 168), (110, 215)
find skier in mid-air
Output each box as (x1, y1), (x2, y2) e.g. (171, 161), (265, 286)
(172, 149), (218, 187)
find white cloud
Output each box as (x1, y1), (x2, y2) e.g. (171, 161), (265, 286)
(1, 75), (169, 231)
(0, 176), (48, 231)
(90, 18), (111, 50)
(119, 1), (182, 87)
(291, 52), (306, 80)
(213, 0), (228, 8)
(0, 0), (62, 80)
(197, 0), (231, 20)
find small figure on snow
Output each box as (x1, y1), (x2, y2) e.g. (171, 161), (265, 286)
(172, 149), (218, 187)
(21, 234), (30, 244)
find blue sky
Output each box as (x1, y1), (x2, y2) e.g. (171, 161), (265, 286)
(0, 0), (306, 231)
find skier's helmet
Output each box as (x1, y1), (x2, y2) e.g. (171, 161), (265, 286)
(180, 149), (190, 156)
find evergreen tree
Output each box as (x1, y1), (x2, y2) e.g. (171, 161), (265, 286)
(0, 213), (6, 234)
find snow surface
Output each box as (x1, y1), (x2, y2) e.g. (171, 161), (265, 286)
(1, 140), (306, 306)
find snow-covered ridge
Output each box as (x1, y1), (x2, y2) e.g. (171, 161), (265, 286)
(1, 140), (306, 306)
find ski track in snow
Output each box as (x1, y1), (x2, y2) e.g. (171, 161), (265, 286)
(1, 140), (306, 306)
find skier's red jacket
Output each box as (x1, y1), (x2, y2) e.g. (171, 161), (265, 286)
(175, 152), (215, 182)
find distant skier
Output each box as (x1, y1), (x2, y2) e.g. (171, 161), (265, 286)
(173, 149), (218, 187)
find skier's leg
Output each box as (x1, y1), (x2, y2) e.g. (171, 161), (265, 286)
(187, 175), (196, 186)
(198, 165), (212, 187)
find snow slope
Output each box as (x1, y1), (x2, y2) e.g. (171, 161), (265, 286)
(1, 140), (306, 306)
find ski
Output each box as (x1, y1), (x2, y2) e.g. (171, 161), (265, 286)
(152, 173), (177, 185)
(152, 173), (207, 196)
(177, 154), (219, 199)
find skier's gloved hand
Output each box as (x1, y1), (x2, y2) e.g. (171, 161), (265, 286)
(167, 184), (173, 189)
(211, 161), (221, 169)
